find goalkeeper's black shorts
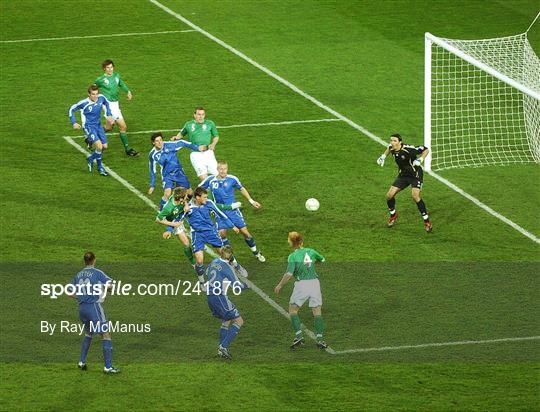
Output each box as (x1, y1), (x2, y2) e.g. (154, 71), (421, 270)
(392, 170), (423, 190)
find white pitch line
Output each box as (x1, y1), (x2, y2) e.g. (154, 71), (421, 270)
(219, 118), (342, 129)
(64, 118), (342, 139)
(333, 335), (540, 355)
(0, 29), (196, 44)
(62, 135), (335, 354)
(428, 171), (539, 244)
(149, 0), (387, 149)
(63, 136), (157, 210)
(150, 0), (540, 245)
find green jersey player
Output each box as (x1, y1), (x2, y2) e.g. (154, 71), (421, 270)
(155, 187), (195, 267)
(94, 59), (139, 157)
(274, 231), (328, 350)
(173, 106), (219, 181)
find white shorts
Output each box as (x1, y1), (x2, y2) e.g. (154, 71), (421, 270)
(173, 222), (187, 236)
(190, 150), (218, 177)
(103, 101), (123, 121)
(289, 279), (322, 308)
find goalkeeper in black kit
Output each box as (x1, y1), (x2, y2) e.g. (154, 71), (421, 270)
(377, 133), (433, 232)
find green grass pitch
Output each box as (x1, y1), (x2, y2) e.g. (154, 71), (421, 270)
(1, 0), (539, 410)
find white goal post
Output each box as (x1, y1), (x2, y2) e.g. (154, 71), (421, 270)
(424, 31), (540, 171)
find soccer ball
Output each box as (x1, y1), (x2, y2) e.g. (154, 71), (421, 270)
(305, 198), (320, 211)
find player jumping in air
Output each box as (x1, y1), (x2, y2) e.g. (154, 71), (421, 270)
(199, 161), (266, 262)
(274, 232), (328, 350)
(94, 59), (139, 157)
(377, 133), (433, 232)
(206, 245), (249, 360)
(68, 252), (120, 374)
(148, 132), (206, 209)
(68, 85), (113, 177)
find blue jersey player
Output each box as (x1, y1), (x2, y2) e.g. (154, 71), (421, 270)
(161, 187), (244, 284)
(206, 245), (248, 360)
(68, 252), (119, 374)
(200, 161), (265, 262)
(68, 85), (113, 177)
(148, 132), (206, 210)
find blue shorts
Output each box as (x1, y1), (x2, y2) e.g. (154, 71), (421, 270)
(79, 302), (108, 334)
(84, 125), (108, 145)
(216, 209), (246, 230)
(162, 171), (191, 190)
(207, 295), (240, 321)
(191, 229), (223, 252)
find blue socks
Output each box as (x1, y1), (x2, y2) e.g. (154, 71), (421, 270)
(222, 238), (230, 246)
(81, 335), (113, 368)
(219, 325), (229, 345)
(221, 324), (241, 348)
(86, 151), (103, 171)
(195, 263), (205, 277)
(80, 335), (92, 364)
(245, 236), (258, 254)
(195, 263), (205, 283)
(94, 150), (103, 170)
(102, 339), (113, 368)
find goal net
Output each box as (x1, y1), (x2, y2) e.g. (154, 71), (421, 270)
(424, 31), (540, 171)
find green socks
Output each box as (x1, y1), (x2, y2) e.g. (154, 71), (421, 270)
(314, 315), (324, 342)
(119, 132), (130, 151)
(290, 314), (302, 338)
(183, 246), (195, 265)
(290, 314), (325, 342)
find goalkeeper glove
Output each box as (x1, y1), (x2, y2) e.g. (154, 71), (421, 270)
(231, 202), (242, 210)
(377, 154), (386, 166)
(413, 157), (424, 167)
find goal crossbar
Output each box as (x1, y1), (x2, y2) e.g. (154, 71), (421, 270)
(425, 33), (540, 101)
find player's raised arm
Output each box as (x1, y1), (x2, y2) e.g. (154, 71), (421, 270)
(377, 146), (391, 166)
(173, 139), (205, 152)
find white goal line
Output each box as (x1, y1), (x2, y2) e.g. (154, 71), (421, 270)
(333, 335), (540, 355)
(62, 135), (336, 355)
(0, 29), (196, 44)
(149, 0), (540, 245)
(64, 118), (342, 139)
